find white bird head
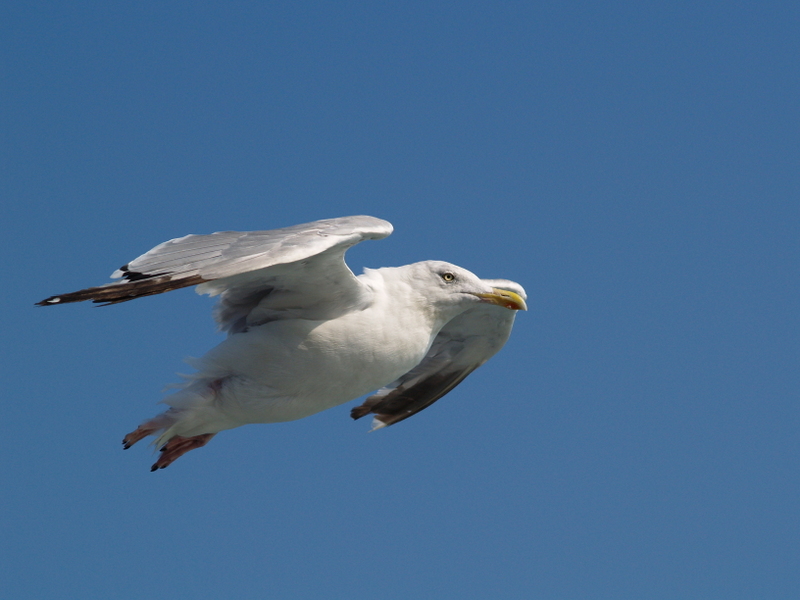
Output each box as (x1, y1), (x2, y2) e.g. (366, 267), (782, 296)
(405, 261), (528, 313)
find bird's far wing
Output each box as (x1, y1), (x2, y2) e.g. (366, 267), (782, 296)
(351, 279), (526, 429)
(36, 216), (393, 333)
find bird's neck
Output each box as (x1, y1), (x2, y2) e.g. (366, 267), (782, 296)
(368, 267), (464, 336)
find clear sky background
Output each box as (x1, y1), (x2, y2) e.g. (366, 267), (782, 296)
(2, 2), (798, 599)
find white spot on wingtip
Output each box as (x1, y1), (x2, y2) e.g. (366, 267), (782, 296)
(47, 297), (61, 303)
(369, 418), (387, 432)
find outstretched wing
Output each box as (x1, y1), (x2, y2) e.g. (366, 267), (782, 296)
(37, 216), (393, 333)
(351, 279), (526, 429)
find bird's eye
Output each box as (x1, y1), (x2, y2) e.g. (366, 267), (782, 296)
(441, 272), (455, 282)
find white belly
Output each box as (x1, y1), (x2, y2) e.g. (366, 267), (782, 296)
(170, 301), (438, 425)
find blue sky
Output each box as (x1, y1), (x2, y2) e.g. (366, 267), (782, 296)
(2, 2), (799, 598)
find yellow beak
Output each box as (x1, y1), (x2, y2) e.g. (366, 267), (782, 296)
(476, 288), (528, 311)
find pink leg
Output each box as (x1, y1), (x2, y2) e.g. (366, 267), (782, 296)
(151, 433), (216, 471)
(122, 412), (177, 449)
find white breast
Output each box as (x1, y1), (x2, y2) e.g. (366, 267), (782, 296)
(176, 283), (440, 424)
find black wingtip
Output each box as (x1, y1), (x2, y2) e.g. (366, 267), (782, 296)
(350, 406), (370, 420)
(35, 274), (208, 307)
(36, 294), (69, 306)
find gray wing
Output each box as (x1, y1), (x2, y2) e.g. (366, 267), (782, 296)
(351, 279), (526, 429)
(37, 216), (393, 333)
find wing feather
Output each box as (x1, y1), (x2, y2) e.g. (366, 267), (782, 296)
(350, 280), (526, 428)
(36, 216), (393, 333)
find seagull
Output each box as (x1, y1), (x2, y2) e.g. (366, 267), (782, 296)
(37, 216), (526, 470)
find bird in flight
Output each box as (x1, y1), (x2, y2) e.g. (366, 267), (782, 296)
(37, 216), (526, 470)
